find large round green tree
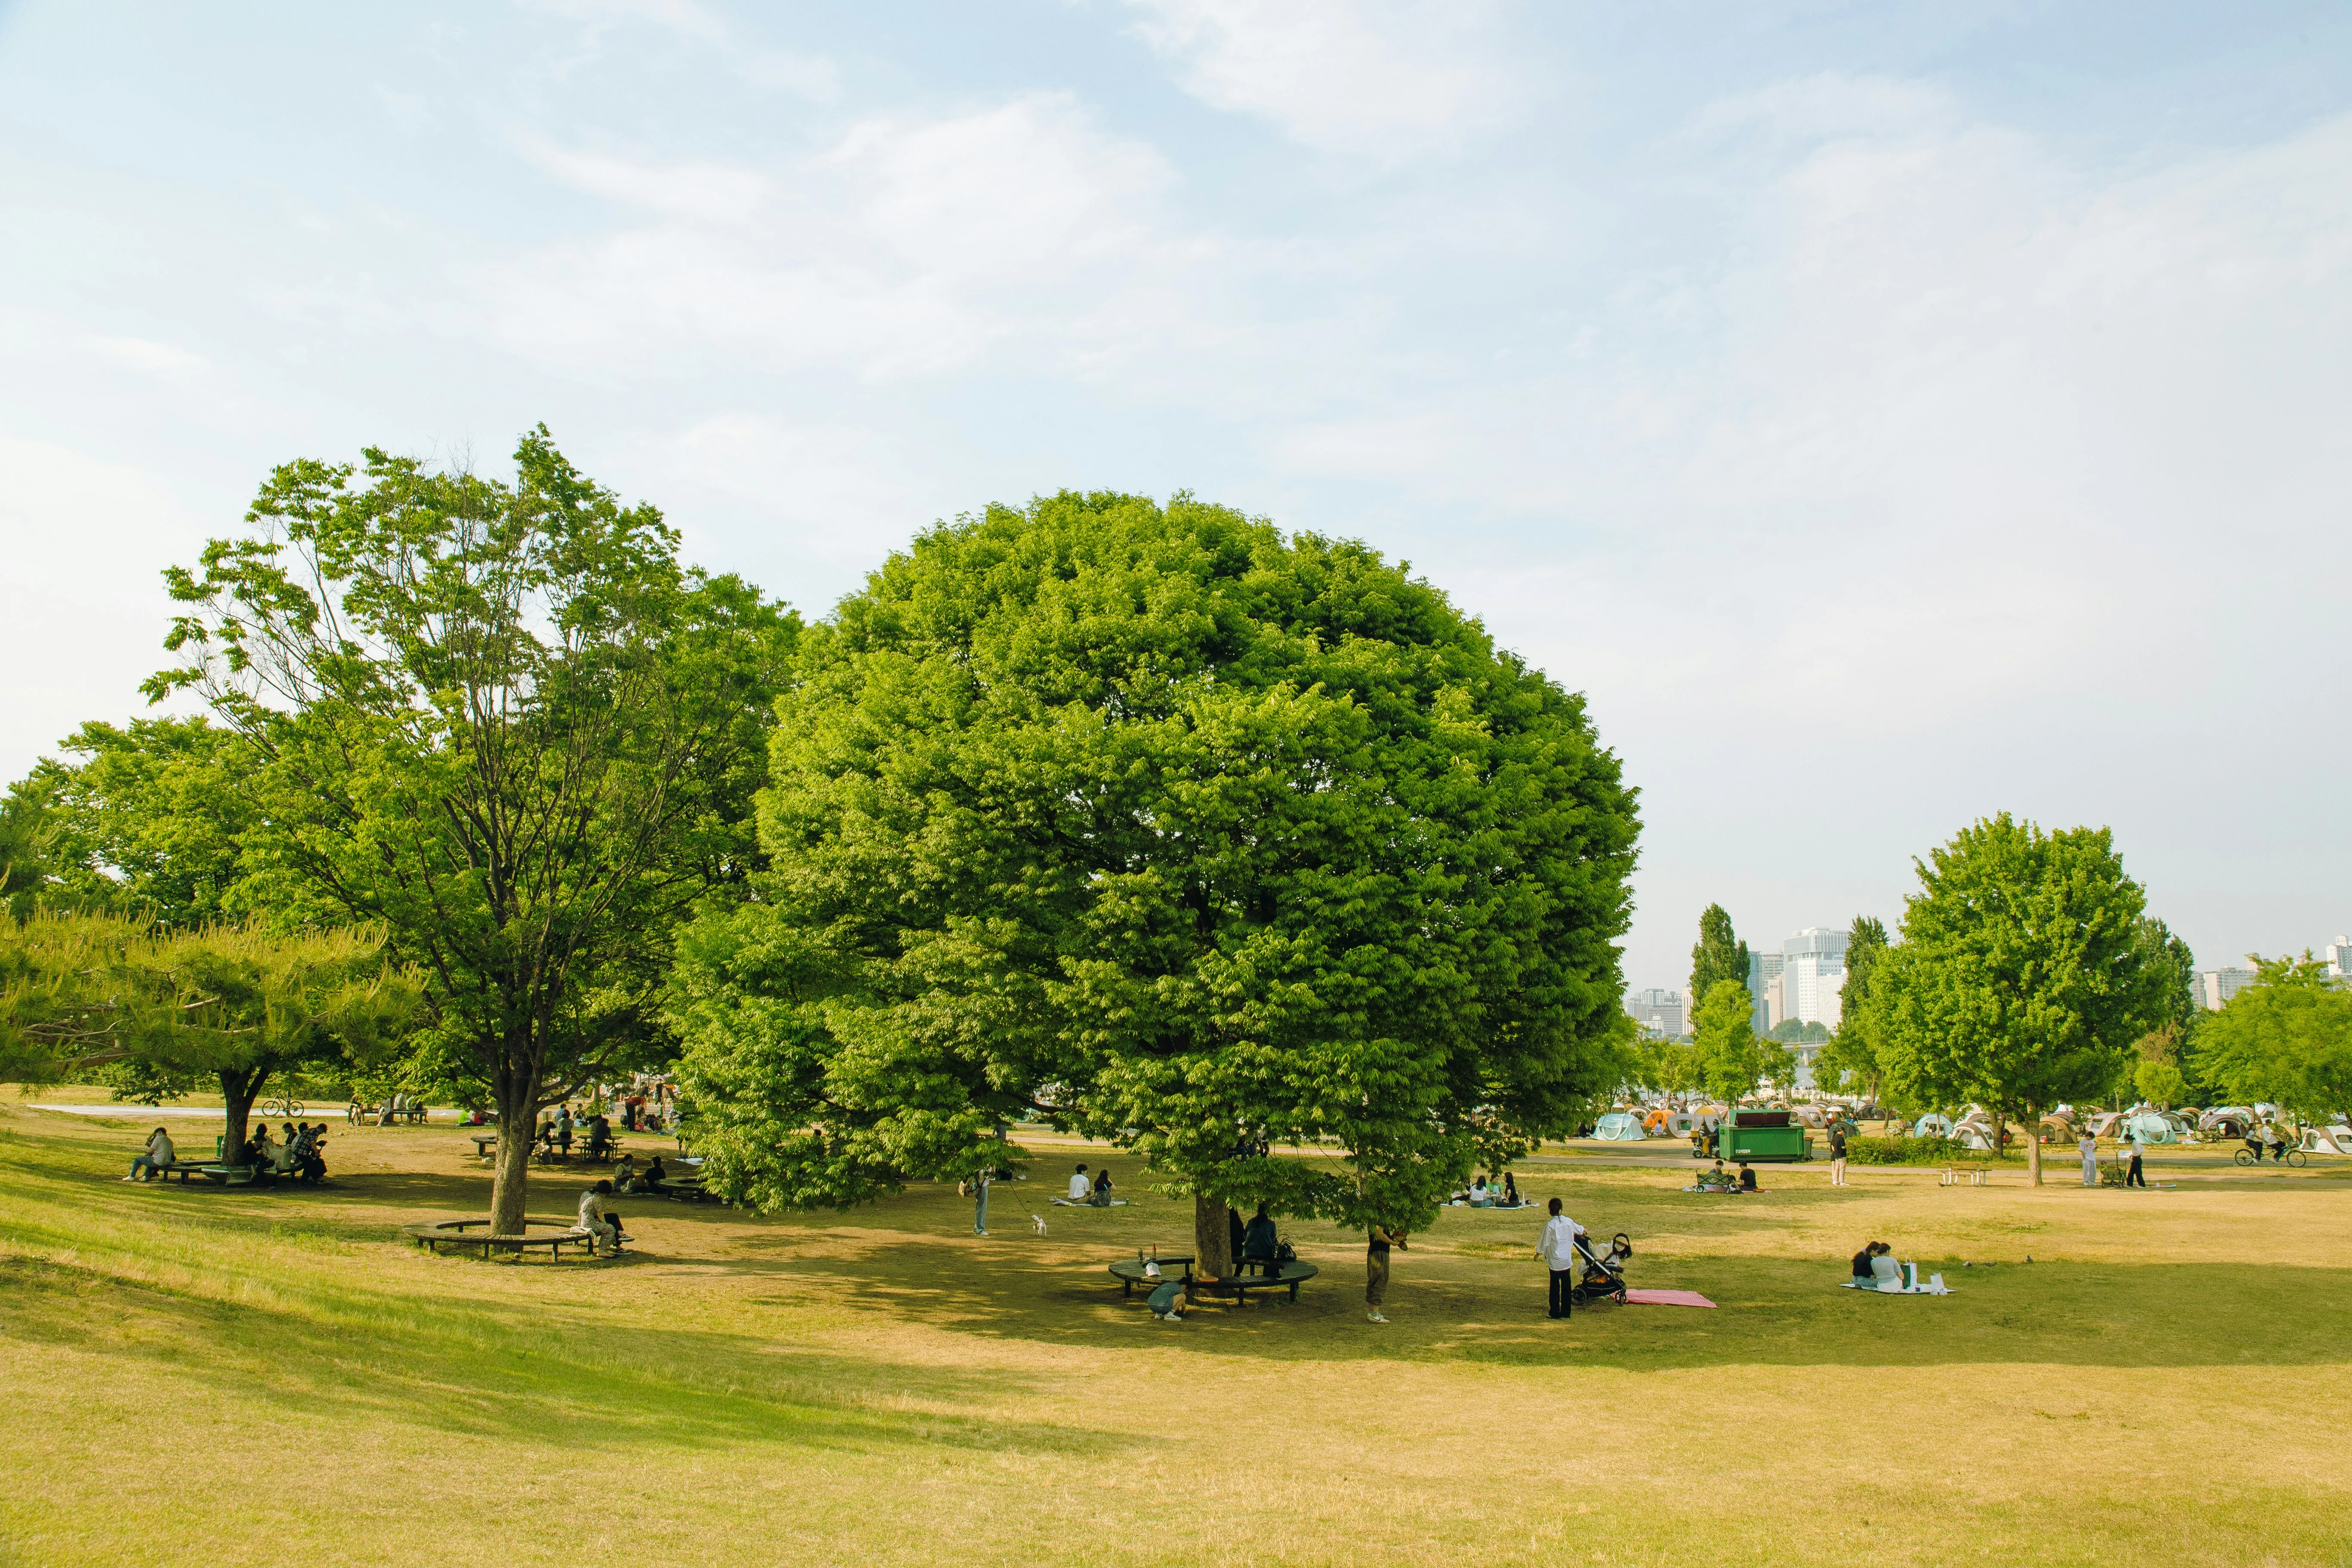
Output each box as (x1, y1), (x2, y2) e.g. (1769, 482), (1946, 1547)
(669, 491), (1639, 1270)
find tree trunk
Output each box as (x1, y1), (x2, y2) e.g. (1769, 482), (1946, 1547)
(2025, 1101), (2042, 1187)
(1192, 1191), (1234, 1280)
(491, 1078), (539, 1235)
(220, 1069), (262, 1166)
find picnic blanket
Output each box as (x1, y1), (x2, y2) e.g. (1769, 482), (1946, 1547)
(1840, 1270), (1951, 1295)
(1050, 1197), (1130, 1207)
(1622, 1289), (1716, 1308)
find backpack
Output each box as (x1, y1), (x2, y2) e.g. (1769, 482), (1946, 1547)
(1274, 1240), (1296, 1265)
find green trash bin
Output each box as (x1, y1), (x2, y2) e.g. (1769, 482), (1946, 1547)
(1721, 1110), (1813, 1163)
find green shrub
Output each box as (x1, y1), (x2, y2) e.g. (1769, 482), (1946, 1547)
(1844, 1134), (1969, 1165)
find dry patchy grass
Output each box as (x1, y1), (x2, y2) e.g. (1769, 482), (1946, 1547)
(1, 1096), (2348, 1567)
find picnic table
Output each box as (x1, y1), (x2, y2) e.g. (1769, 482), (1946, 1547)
(1109, 1255), (1193, 1296)
(401, 1218), (597, 1260)
(649, 1176), (709, 1202)
(469, 1134), (499, 1162)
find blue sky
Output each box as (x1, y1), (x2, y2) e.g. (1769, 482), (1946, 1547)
(4, 0), (2349, 989)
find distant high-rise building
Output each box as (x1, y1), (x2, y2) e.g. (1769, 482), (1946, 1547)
(2327, 937), (2352, 981)
(1747, 950), (1785, 1035)
(1626, 987), (1686, 1040)
(1781, 927), (1848, 1030)
(2196, 968), (2257, 1009)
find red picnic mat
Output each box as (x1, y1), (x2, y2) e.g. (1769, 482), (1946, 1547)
(1622, 1288), (1716, 1308)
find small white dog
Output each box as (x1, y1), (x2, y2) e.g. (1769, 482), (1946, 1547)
(1031, 1213), (1047, 1234)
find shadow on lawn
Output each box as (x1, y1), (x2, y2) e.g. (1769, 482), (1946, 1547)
(752, 1230), (2352, 1375)
(0, 1250), (1113, 1462)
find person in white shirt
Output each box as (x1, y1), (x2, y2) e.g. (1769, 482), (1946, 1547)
(1067, 1164), (1092, 1201)
(2125, 1136), (2147, 1188)
(577, 1179), (623, 1256)
(2077, 1133), (2098, 1188)
(126, 1127), (176, 1182)
(1537, 1198), (1585, 1320)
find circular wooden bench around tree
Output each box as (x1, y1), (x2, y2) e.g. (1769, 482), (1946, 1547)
(401, 1218), (595, 1260)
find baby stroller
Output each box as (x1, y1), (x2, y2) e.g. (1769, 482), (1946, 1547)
(1571, 1231), (1632, 1306)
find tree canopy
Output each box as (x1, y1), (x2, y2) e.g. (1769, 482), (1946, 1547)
(0, 910), (418, 1151)
(1689, 903), (1749, 1014)
(2193, 954), (2352, 1125)
(1691, 979), (1785, 1104)
(148, 429), (794, 1228)
(1867, 814), (2169, 1182)
(1816, 913), (1887, 1100)
(668, 490), (1640, 1268)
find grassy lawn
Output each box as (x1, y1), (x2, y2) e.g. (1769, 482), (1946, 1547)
(3, 1095), (2348, 1568)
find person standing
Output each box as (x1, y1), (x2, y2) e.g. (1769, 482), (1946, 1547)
(1365, 1224), (1404, 1323)
(2125, 1134), (2147, 1188)
(1537, 1198), (1583, 1320)
(1828, 1123), (1849, 1187)
(971, 1162), (992, 1236)
(2078, 1132), (2098, 1188)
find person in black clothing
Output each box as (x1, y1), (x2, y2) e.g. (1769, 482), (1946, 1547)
(1736, 1162), (1758, 1192)
(1228, 1205), (1247, 1269)
(586, 1115), (612, 1160)
(1851, 1240), (1888, 1281)
(1090, 1167), (1115, 1206)
(1828, 1124), (1849, 1187)
(1240, 1204), (1279, 1274)
(1502, 1171), (1520, 1207)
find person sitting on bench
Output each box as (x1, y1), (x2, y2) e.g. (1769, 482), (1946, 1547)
(614, 1153), (641, 1191)
(245, 1124), (277, 1172)
(577, 1179), (625, 1256)
(126, 1126), (176, 1182)
(1090, 1167), (1115, 1206)
(585, 1115), (612, 1160)
(1241, 1204), (1279, 1274)
(645, 1155), (668, 1187)
(1067, 1163), (1092, 1201)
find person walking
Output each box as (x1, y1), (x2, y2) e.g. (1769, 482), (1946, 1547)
(1537, 1197), (1583, 1320)
(1827, 1123), (1849, 1187)
(2078, 1132), (2098, 1188)
(1365, 1223), (1404, 1323)
(2125, 1134), (2147, 1188)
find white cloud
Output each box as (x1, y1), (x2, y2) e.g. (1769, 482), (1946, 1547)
(487, 93), (1211, 379)
(1121, 0), (1522, 158)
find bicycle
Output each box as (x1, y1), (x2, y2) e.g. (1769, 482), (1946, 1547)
(260, 1090), (306, 1118)
(2233, 1145), (2307, 1168)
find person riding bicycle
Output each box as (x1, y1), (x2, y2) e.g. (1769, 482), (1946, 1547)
(2253, 1121), (2288, 1162)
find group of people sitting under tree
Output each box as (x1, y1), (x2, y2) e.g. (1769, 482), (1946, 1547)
(124, 1120), (329, 1184)
(611, 1152), (671, 1194)
(1450, 1173), (1520, 1207)
(536, 1106), (615, 1161)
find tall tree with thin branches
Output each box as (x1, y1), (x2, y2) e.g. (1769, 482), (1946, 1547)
(149, 429), (792, 1229)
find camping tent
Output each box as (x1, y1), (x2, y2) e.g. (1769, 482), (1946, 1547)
(1913, 1113), (1954, 1139)
(2123, 1110), (2190, 1145)
(1593, 1112), (1649, 1141)
(2300, 1124), (2352, 1157)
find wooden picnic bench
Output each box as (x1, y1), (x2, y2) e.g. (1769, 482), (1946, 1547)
(401, 1218), (597, 1260)
(149, 1162), (250, 1185)
(1939, 1164), (1990, 1187)
(1197, 1260), (1319, 1306)
(649, 1177), (709, 1202)
(1109, 1256), (1193, 1296)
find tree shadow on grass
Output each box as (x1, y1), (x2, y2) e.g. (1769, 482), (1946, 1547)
(752, 1234), (2352, 1375)
(0, 1252), (1118, 1462)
